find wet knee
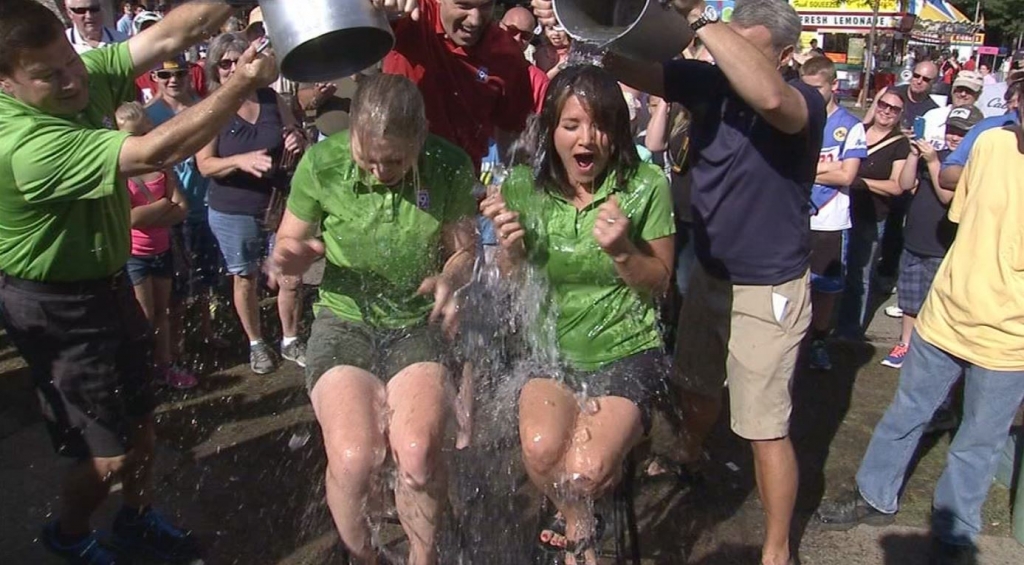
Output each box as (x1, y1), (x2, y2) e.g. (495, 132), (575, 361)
(326, 441), (382, 485)
(521, 430), (566, 476)
(394, 436), (438, 490)
(565, 456), (618, 498)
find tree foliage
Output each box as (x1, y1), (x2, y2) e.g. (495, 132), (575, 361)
(949, 0), (1024, 46)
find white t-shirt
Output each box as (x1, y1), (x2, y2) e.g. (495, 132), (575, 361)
(65, 26), (128, 54)
(922, 105), (952, 150)
(810, 109), (868, 232)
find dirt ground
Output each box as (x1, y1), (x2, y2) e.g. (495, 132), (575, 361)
(1, 286), (1022, 565)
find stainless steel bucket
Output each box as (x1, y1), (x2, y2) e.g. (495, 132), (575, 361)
(552, 0), (692, 63)
(258, 0), (394, 82)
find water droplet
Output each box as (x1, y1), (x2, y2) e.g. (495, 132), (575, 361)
(288, 431), (311, 451)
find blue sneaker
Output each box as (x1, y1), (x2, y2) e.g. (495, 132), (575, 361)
(809, 339), (832, 371)
(881, 342), (908, 369)
(41, 521), (125, 565)
(110, 507), (200, 563)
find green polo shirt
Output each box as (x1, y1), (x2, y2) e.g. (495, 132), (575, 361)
(288, 131), (477, 328)
(503, 163), (675, 371)
(0, 43), (135, 282)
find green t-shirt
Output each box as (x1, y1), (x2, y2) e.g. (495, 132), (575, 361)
(502, 163), (675, 371)
(0, 43), (136, 282)
(287, 131), (477, 328)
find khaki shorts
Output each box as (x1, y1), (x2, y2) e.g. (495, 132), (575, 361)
(673, 265), (811, 440)
(305, 308), (448, 393)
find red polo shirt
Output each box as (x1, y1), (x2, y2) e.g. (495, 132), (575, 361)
(383, 0), (533, 167)
(135, 63), (207, 104)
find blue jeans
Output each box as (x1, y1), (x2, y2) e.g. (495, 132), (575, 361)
(856, 331), (1024, 545)
(837, 218), (886, 338)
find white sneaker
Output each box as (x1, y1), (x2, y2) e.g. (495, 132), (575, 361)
(884, 305), (903, 318)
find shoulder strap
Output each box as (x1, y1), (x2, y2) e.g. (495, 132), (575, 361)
(867, 134), (903, 157)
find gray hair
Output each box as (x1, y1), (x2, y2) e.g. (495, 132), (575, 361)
(731, 0), (802, 55)
(205, 32), (249, 90)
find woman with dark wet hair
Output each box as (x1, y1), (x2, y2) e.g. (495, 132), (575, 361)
(481, 65), (674, 565)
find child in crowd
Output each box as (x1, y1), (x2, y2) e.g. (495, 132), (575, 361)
(115, 102), (198, 389)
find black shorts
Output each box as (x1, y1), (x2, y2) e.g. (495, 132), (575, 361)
(810, 230), (844, 293)
(560, 349), (669, 434)
(0, 272), (156, 459)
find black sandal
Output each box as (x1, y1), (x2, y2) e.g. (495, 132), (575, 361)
(535, 498), (605, 556)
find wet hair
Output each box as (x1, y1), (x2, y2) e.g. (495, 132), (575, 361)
(0, 0), (67, 76)
(205, 33), (249, 90)
(731, 0), (802, 55)
(800, 56), (836, 83)
(531, 65), (639, 198)
(115, 101), (147, 131)
(349, 74), (427, 146)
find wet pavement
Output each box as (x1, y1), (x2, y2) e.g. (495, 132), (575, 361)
(1, 288), (1022, 565)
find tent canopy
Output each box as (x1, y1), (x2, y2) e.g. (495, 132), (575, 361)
(915, 0), (972, 23)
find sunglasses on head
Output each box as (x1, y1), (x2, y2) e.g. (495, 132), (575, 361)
(877, 99), (904, 114)
(155, 69), (187, 80)
(217, 58), (240, 70)
(912, 72), (934, 83)
(70, 5), (102, 15)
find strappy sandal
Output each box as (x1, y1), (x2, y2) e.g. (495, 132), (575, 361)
(535, 499), (605, 559)
(564, 532), (599, 565)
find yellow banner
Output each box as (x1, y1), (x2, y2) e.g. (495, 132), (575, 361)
(790, 0), (900, 12)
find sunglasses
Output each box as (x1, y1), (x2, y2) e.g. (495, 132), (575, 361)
(912, 72), (934, 83)
(217, 58), (240, 70)
(506, 26), (534, 42)
(155, 69), (188, 80)
(877, 100), (904, 114)
(69, 6), (102, 15)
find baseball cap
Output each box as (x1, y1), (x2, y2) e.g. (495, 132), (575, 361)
(152, 55), (187, 73)
(133, 10), (162, 35)
(952, 70), (983, 93)
(248, 6), (264, 29)
(946, 105), (983, 133)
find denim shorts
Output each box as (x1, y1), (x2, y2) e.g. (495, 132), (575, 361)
(558, 350), (669, 434)
(126, 251), (174, 286)
(208, 208), (269, 277)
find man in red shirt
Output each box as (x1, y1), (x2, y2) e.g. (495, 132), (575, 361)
(383, 0), (534, 167)
(500, 5), (549, 113)
(136, 55), (206, 103)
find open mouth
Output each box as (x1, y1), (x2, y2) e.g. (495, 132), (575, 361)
(573, 153), (595, 172)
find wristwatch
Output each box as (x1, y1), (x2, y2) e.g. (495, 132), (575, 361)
(689, 5), (720, 33)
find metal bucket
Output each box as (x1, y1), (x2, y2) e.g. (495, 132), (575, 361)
(552, 0), (691, 63)
(258, 0), (394, 83)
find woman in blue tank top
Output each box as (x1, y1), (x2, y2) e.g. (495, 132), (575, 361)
(197, 33), (309, 375)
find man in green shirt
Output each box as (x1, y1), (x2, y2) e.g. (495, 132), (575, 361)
(0, 1), (278, 563)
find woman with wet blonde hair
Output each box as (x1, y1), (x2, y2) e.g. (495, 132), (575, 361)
(271, 73), (478, 565)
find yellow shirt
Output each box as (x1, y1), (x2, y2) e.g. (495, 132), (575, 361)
(917, 127), (1024, 370)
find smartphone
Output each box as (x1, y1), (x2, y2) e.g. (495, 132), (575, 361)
(913, 116), (926, 140)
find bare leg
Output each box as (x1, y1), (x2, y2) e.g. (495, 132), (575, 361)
(121, 415), (157, 509)
(233, 274), (262, 342)
(132, 277), (159, 365)
(811, 291), (838, 336)
(386, 362), (452, 565)
(675, 391), (721, 465)
(276, 274), (302, 339)
(58, 457), (125, 536)
(520, 379), (644, 565)
(752, 437), (798, 565)
(900, 313), (916, 346)
(311, 367), (388, 564)
(150, 277), (173, 367)
(455, 362), (474, 450)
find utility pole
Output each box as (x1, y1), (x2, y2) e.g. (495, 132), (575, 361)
(857, 0), (882, 108)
